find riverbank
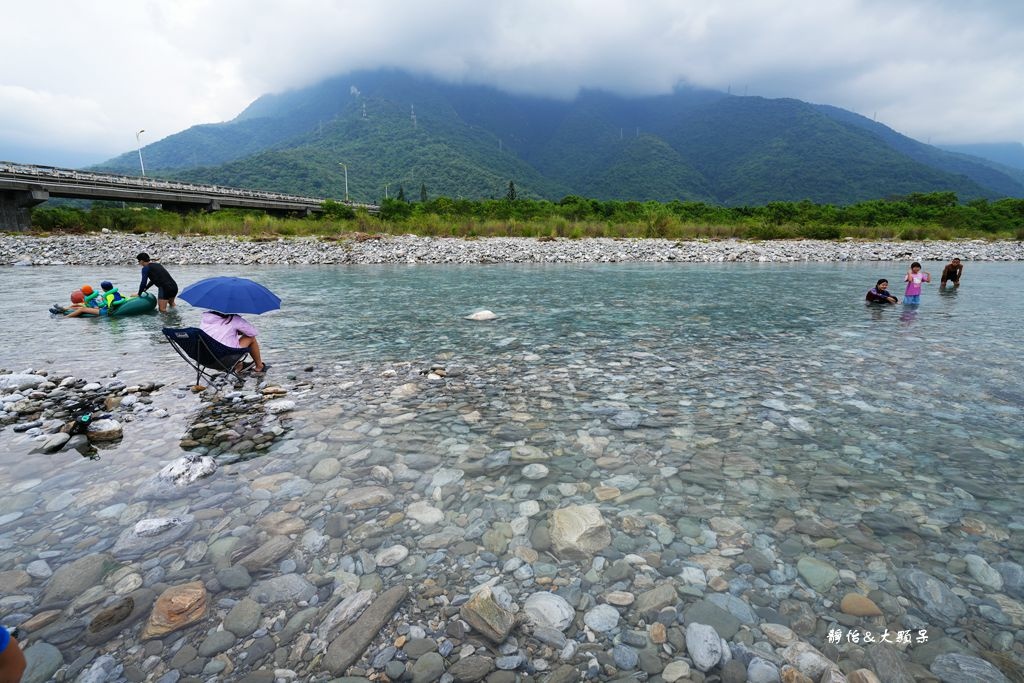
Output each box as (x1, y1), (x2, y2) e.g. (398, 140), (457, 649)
(2, 233), (1023, 266)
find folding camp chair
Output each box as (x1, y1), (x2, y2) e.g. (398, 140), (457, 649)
(162, 327), (254, 387)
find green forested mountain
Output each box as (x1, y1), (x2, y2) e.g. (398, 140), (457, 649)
(92, 70), (1024, 205)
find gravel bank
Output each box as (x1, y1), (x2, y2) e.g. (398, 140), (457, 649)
(2, 233), (1022, 266)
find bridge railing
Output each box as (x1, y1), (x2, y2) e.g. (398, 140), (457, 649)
(0, 161), (376, 209)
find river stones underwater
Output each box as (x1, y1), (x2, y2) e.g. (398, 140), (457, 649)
(3, 259), (1024, 683)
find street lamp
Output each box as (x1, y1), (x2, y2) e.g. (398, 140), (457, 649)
(338, 163), (348, 202)
(136, 129), (146, 177)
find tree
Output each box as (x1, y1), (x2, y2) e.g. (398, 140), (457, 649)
(506, 180), (517, 201)
(420, 183), (427, 202)
(397, 185), (406, 202)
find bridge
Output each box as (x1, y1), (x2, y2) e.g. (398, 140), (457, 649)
(0, 161), (378, 231)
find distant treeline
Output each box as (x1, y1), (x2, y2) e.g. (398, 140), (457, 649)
(26, 191), (1024, 240)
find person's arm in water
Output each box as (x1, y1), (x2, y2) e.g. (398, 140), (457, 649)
(0, 627), (27, 683)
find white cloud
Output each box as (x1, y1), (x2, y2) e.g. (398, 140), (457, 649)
(2, 0), (1022, 166)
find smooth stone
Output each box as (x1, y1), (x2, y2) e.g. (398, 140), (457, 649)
(448, 655), (494, 683)
(781, 642), (836, 681)
(797, 556), (839, 592)
(930, 653), (1010, 683)
(42, 553), (113, 604)
(840, 593), (882, 617)
(964, 554), (1003, 592)
(612, 644), (639, 670)
(197, 630), (237, 657)
(583, 603), (619, 632)
(86, 418), (122, 441)
(310, 457), (342, 482)
(407, 501), (445, 525)
(524, 592), (575, 632)
(465, 310), (497, 321)
(325, 586), (409, 674)
(26, 560), (53, 579)
(685, 622), (723, 672)
(898, 569), (966, 626)
(634, 583), (677, 615)
(22, 642), (64, 683)
(684, 599), (741, 640)
(249, 573), (316, 604)
(224, 598), (262, 637)
(549, 505), (611, 559)
(662, 660), (692, 683)
(748, 657), (781, 683)
(411, 652), (446, 683)
(460, 586), (515, 643)
(374, 545), (410, 567)
(141, 581), (208, 639)
(337, 486), (394, 509)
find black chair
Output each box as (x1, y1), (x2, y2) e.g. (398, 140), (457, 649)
(162, 327), (253, 386)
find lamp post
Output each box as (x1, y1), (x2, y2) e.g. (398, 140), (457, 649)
(136, 129), (146, 177)
(338, 163), (348, 202)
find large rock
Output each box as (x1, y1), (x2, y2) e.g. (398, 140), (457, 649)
(840, 593), (882, 617)
(86, 418), (122, 441)
(931, 653), (1010, 683)
(460, 586), (515, 643)
(42, 553), (114, 604)
(964, 554), (1003, 592)
(110, 515), (194, 560)
(867, 644), (914, 683)
(524, 592), (575, 632)
(337, 486), (394, 509)
(549, 505), (611, 559)
(238, 535), (293, 572)
(781, 642), (837, 681)
(21, 642), (63, 683)
(685, 622), (723, 672)
(0, 373), (47, 392)
(466, 310), (497, 321)
(797, 556), (839, 592)
(141, 581), (208, 639)
(249, 573), (316, 604)
(224, 598), (262, 637)
(155, 453), (217, 485)
(448, 655), (495, 683)
(634, 584), (678, 615)
(898, 569), (966, 626)
(325, 585), (408, 674)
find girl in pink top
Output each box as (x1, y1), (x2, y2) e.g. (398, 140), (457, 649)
(200, 311), (267, 373)
(903, 262), (931, 305)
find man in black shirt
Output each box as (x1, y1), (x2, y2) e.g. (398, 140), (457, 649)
(136, 252), (179, 312)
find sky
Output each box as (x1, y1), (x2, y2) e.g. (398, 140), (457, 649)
(3, 0), (1023, 167)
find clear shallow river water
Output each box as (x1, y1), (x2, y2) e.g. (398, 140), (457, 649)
(1, 261), (1023, 680)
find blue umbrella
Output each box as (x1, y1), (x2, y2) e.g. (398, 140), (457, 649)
(179, 276), (281, 315)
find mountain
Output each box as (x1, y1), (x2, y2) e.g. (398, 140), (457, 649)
(938, 143), (1024, 171)
(92, 70), (1024, 205)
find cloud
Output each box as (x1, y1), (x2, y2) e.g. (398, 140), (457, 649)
(2, 0), (1022, 166)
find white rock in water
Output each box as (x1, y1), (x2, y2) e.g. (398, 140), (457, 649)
(87, 418), (122, 441)
(524, 592), (575, 632)
(0, 374), (47, 392)
(465, 310), (497, 321)
(134, 517), (187, 537)
(158, 453), (217, 485)
(522, 464), (549, 480)
(686, 622), (724, 671)
(266, 399), (295, 414)
(406, 501), (444, 526)
(374, 544), (410, 567)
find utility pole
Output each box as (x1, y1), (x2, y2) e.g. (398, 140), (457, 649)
(135, 129), (146, 177)
(339, 163), (348, 202)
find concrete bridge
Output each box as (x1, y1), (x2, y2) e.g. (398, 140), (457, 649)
(0, 161), (378, 230)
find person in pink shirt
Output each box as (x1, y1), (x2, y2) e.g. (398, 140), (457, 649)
(903, 261), (931, 305)
(200, 311), (267, 373)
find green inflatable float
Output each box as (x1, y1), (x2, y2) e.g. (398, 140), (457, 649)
(51, 292), (158, 317)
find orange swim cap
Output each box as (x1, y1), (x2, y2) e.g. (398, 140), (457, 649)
(71, 290), (85, 304)
(81, 284), (94, 295)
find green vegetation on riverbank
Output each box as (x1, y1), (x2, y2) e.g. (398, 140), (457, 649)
(25, 191), (1024, 240)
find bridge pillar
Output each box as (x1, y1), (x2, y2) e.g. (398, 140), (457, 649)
(0, 189), (49, 231)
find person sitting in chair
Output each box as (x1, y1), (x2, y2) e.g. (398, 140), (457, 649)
(200, 311), (267, 373)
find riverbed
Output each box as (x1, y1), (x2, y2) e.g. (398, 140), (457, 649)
(1, 261), (1022, 682)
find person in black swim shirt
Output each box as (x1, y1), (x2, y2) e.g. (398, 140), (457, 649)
(865, 278), (898, 304)
(137, 252), (178, 312)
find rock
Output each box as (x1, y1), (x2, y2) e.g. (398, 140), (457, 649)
(198, 630), (237, 657)
(75, 655), (120, 683)
(524, 592), (575, 632)
(224, 598), (262, 637)
(707, 592), (759, 624)
(748, 657), (781, 683)
(964, 554), (1003, 592)
(583, 604), (619, 632)
(761, 623), (799, 647)
(549, 505), (611, 559)
(338, 486), (394, 509)
(460, 586), (515, 643)
(375, 544), (410, 567)
(686, 622), (723, 671)
(612, 644), (639, 670)
(88, 597), (135, 633)
(994, 561), (1024, 598)
(238, 536), (293, 572)
(796, 556), (839, 592)
(721, 659), (748, 683)
(40, 432), (70, 453)
(781, 642), (836, 681)
(42, 552), (113, 604)
(662, 660), (692, 683)
(466, 310), (497, 321)
(634, 583), (677, 615)
(110, 515), (194, 560)
(141, 581), (208, 639)
(86, 418), (122, 441)
(930, 653), (1010, 683)
(846, 671), (881, 683)
(407, 501), (445, 525)
(155, 453), (217, 485)
(522, 463), (549, 480)
(898, 569), (966, 626)
(249, 573), (316, 604)
(309, 457), (342, 482)
(21, 641), (63, 683)
(448, 655), (494, 683)
(266, 398), (295, 414)
(25, 560), (52, 579)
(683, 599), (741, 640)
(325, 585), (408, 674)
(0, 373), (46, 392)
(840, 593), (882, 617)
(317, 590), (374, 642)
